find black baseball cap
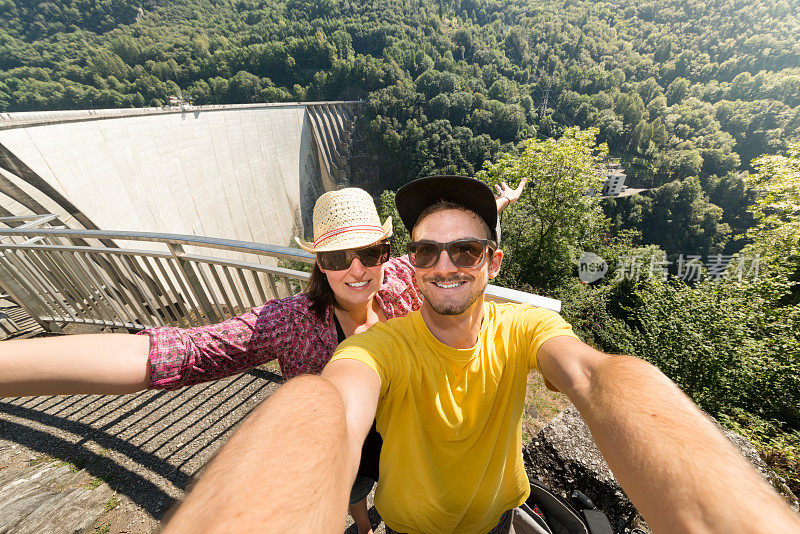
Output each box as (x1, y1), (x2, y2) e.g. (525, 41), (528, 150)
(395, 175), (498, 241)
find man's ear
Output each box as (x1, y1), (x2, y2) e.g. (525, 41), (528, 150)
(488, 248), (503, 279)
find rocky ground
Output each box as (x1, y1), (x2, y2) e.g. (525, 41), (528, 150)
(526, 406), (800, 533)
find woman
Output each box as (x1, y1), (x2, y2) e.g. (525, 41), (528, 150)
(0, 179), (526, 533)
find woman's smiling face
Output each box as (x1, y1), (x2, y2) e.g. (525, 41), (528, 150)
(318, 245), (388, 311)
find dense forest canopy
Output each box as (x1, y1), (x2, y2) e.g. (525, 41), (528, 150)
(1, 0), (798, 187)
(3, 0), (796, 262)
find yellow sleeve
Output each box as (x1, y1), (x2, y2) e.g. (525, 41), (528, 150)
(329, 324), (397, 398)
(330, 343), (383, 382)
(521, 306), (579, 372)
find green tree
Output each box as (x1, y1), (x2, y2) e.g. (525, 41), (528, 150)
(665, 77), (690, 105)
(741, 141), (800, 307)
(477, 127), (608, 291)
(704, 172), (757, 253)
(376, 190), (410, 256)
(746, 141), (800, 243)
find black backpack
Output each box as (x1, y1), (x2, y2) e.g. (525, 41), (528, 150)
(513, 479), (616, 534)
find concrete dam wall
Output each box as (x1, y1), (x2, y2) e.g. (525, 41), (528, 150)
(0, 102), (361, 257)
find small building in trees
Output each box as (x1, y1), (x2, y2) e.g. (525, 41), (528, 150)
(592, 161), (647, 198)
(603, 162), (627, 196)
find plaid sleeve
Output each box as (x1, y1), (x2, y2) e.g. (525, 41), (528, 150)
(376, 255), (423, 319)
(139, 296), (330, 389)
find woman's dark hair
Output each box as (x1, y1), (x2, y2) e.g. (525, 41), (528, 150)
(306, 262), (335, 320)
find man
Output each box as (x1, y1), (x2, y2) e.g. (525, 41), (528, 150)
(164, 176), (800, 533)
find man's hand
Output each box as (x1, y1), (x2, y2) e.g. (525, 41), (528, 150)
(536, 336), (800, 534)
(494, 177), (528, 212)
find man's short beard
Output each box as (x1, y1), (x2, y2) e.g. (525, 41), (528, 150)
(426, 290), (482, 315)
(420, 275), (487, 315)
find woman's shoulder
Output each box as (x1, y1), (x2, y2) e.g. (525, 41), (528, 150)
(253, 292), (326, 325)
(383, 255), (415, 279)
(246, 292), (338, 379)
(382, 256), (415, 292)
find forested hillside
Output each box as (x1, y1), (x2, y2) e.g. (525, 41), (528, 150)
(2, 0), (799, 494)
(1, 0), (798, 184)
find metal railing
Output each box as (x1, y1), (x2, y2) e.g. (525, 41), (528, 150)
(0, 217), (315, 332)
(0, 216), (560, 333)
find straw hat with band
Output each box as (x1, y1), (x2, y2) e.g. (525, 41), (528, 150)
(295, 188), (392, 253)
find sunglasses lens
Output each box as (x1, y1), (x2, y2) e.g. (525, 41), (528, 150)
(448, 240), (486, 267)
(356, 243), (390, 267)
(317, 250), (351, 271)
(318, 243), (390, 270)
(409, 242), (441, 268)
(409, 240), (492, 268)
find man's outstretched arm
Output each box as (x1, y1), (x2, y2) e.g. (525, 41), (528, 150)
(162, 359), (379, 533)
(537, 336), (800, 534)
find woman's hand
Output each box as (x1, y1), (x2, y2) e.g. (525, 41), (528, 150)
(494, 177), (529, 212)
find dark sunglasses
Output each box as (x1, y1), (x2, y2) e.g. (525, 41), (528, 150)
(407, 239), (497, 269)
(316, 242), (391, 271)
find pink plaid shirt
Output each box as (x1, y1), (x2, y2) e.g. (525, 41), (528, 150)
(141, 256), (422, 390)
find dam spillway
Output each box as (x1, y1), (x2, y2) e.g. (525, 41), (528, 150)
(0, 102), (362, 253)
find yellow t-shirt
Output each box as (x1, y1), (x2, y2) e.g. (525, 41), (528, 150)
(330, 301), (578, 534)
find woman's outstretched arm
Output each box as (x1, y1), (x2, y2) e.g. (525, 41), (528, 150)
(0, 297), (313, 397)
(0, 333), (151, 397)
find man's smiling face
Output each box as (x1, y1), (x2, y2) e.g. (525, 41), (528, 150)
(412, 208), (502, 316)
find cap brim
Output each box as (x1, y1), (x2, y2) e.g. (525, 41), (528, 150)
(395, 176), (497, 240)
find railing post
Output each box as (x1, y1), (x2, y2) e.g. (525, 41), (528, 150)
(167, 243), (219, 323)
(0, 250), (59, 333)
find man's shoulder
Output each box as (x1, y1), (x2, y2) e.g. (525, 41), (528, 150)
(485, 301), (562, 321)
(484, 301), (574, 338)
(331, 312), (418, 380)
(338, 311), (418, 352)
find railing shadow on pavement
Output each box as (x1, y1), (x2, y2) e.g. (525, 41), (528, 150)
(0, 367), (283, 520)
